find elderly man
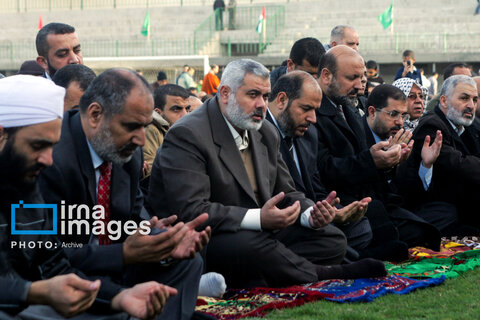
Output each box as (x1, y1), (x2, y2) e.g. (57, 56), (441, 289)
(0, 75), (175, 319)
(396, 75), (480, 235)
(148, 58), (387, 288)
(315, 46), (440, 261)
(329, 25), (360, 51)
(39, 69), (209, 320)
(36, 22), (82, 78)
(392, 77), (429, 131)
(267, 71), (373, 256)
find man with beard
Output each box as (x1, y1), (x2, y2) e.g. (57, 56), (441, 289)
(315, 46), (440, 261)
(392, 77), (429, 131)
(39, 69), (210, 320)
(148, 58), (387, 289)
(36, 22), (83, 79)
(266, 71), (373, 257)
(396, 75), (480, 234)
(0, 75), (177, 319)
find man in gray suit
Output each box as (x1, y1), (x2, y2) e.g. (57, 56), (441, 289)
(148, 59), (387, 288)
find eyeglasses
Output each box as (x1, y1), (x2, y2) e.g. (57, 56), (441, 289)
(376, 109), (410, 121)
(408, 93), (425, 100)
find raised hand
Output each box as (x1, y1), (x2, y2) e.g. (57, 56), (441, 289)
(421, 130), (443, 168)
(370, 138), (402, 169)
(260, 192), (301, 230)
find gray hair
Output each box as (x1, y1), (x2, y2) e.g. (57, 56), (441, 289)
(218, 59), (270, 95)
(330, 25), (354, 43)
(440, 75), (477, 99)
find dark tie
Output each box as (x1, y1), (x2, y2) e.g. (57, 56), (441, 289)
(97, 162), (112, 245)
(337, 104), (346, 121)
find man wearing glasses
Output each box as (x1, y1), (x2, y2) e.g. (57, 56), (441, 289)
(315, 46), (441, 261)
(393, 78), (429, 131)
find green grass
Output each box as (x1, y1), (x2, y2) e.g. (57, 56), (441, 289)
(246, 268), (480, 320)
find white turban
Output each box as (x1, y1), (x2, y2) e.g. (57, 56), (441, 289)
(392, 77), (428, 98)
(0, 75), (65, 128)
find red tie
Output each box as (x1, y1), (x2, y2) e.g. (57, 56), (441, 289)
(97, 162), (112, 245)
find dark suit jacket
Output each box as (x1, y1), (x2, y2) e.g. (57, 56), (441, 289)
(314, 97), (387, 205)
(396, 106), (480, 214)
(148, 97), (313, 233)
(265, 113), (328, 202)
(39, 110), (147, 275)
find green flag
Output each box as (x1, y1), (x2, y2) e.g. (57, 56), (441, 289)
(141, 11), (150, 37)
(378, 3), (393, 29)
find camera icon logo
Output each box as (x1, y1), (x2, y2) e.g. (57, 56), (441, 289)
(11, 200), (58, 235)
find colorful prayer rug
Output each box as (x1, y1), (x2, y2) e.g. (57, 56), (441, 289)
(195, 275), (444, 319)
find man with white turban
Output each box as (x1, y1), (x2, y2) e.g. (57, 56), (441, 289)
(0, 75), (175, 319)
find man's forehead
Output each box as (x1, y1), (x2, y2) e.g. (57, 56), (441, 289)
(386, 98), (407, 110)
(165, 94), (189, 106)
(47, 32), (80, 49)
(453, 83), (478, 96)
(239, 73), (270, 92)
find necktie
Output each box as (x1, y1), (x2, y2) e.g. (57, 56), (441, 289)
(97, 162), (112, 245)
(337, 104), (347, 121)
(284, 136), (294, 157)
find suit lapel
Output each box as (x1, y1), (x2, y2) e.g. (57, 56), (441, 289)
(70, 112), (97, 204)
(208, 99), (258, 204)
(250, 129), (270, 205)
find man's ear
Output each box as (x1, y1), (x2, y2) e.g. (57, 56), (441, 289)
(86, 102), (104, 129)
(320, 68), (333, 87)
(154, 107), (162, 115)
(439, 95), (448, 111)
(36, 56), (48, 73)
(276, 92), (289, 111)
(218, 85), (231, 106)
(367, 105), (377, 119)
(286, 59), (295, 73)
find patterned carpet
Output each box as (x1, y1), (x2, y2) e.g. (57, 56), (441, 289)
(195, 238), (479, 319)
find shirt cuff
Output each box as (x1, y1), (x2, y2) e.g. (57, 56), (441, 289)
(419, 163), (433, 190)
(300, 206), (316, 229)
(240, 209), (262, 230)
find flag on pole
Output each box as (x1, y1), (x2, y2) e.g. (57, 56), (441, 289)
(141, 11), (150, 39)
(38, 15), (43, 30)
(378, 2), (393, 29)
(255, 6), (266, 33)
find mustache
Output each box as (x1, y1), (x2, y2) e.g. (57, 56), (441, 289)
(250, 109), (265, 118)
(347, 88), (359, 96)
(391, 125), (402, 131)
(463, 108), (474, 115)
(118, 143), (138, 153)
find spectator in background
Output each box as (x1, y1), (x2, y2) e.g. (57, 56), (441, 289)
(36, 22), (82, 78)
(17, 60), (45, 76)
(213, 0), (225, 31)
(177, 67), (197, 89)
(53, 64), (96, 112)
(176, 65), (189, 85)
(202, 64), (221, 94)
(152, 70), (168, 90)
(428, 72), (439, 99)
(228, 0), (237, 30)
(475, 0), (480, 15)
(426, 62), (472, 112)
(270, 37), (326, 87)
(366, 60), (384, 94)
(394, 50), (422, 84)
(420, 68), (430, 90)
(329, 25), (360, 51)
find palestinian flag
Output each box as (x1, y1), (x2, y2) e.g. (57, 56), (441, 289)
(256, 6), (266, 33)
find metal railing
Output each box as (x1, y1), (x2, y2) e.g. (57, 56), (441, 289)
(0, 0), (294, 12)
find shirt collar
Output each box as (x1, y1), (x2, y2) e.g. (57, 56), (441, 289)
(86, 138), (105, 170)
(446, 118), (465, 136)
(223, 115), (249, 151)
(267, 108), (286, 139)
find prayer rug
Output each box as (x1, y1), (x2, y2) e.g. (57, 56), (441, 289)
(195, 276), (444, 319)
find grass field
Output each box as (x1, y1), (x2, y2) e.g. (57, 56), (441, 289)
(245, 268), (480, 320)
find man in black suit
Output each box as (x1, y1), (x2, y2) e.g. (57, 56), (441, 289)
(39, 68), (210, 320)
(266, 71), (373, 254)
(396, 75), (480, 234)
(315, 46), (439, 260)
(148, 59), (387, 289)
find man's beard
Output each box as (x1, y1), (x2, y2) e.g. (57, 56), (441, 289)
(277, 106), (296, 137)
(225, 93), (265, 131)
(446, 103), (475, 127)
(46, 58), (57, 77)
(372, 119), (401, 140)
(0, 139), (41, 204)
(326, 79), (357, 107)
(89, 121), (137, 165)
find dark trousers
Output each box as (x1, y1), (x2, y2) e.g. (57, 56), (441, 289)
(206, 223), (346, 288)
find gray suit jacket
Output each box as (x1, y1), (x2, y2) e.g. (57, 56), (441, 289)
(148, 97), (313, 233)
